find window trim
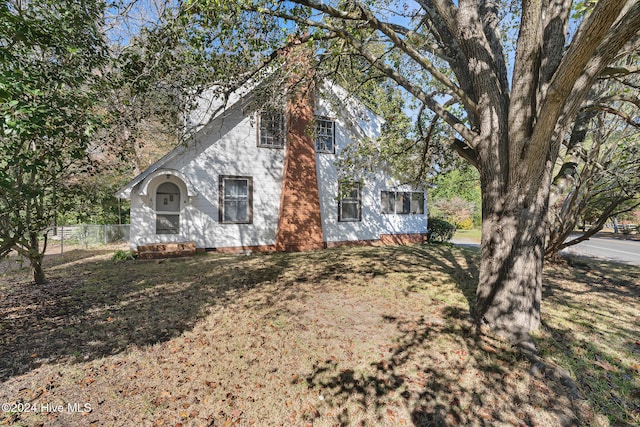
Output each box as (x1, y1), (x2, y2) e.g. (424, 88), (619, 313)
(381, 190), (425, 215)
(338, 181), (362, 222)
(314, 116), (335, 154)
(155, 181), (181, 235)
(257, 109), (285, 149)
(219, 175), (254, 224)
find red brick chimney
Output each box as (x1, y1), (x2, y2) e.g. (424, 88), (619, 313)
(275, 46), (324, 251)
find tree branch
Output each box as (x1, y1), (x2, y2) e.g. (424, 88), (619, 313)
(599, 65), (640, 78)
(525, 0), (639, 178)
(245, 2), (478, 144)
(452, 138), (480, 169)
(584, 104), (640, 128)
(288, 0), (477, 111)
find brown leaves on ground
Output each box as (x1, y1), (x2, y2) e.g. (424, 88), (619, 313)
(0, 244), (638, 426)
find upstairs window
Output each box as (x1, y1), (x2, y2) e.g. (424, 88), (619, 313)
(315, 118), (335, 153)
(381, 191), (424, 215)
(338, 181), (362, 222)
(219, 176), (253, 224)
(258, 109), (285, 148)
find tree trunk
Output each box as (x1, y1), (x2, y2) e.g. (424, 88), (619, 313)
(28, 232), (46, 285)
(31, 256), (46, 285)
(475, 175), (550, 344)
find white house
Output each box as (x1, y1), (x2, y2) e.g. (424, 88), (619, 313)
(116, 79), (428, 256)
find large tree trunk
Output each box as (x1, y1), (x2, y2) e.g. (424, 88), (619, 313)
(475, 168), (551, 344)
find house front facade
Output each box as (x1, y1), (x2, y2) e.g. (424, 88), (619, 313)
(116, 81), (428, 254)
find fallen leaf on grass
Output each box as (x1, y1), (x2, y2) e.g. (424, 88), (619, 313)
(593, 360), (616, 372)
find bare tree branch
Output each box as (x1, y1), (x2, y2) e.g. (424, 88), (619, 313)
(244, 2), (479, 144)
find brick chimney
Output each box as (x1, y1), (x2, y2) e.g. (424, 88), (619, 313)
(275, 45), (324, 251)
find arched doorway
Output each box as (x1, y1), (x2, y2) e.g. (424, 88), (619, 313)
(155, 182), (181, 234)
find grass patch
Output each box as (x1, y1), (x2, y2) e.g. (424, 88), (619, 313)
(537, 256), (640, 426)
(0, 245), (638, 426)
(453, 228), (482, 242)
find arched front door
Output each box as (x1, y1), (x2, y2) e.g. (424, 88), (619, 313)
(155, 182), (181, 234)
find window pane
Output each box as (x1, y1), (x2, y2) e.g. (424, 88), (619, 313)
(223, 201), (236, 222)
(224, 179), (247, 198)
(395, 192), (410, 214)
(315, 119), (334, 152)
(156, 214), (179, 234)
(236, 201), (248, 222)
(156, 182), (180, 211)
(403, 192), (411, 214)
(221, 177), (251, 223)
(259, 110), (284, 147)
(411, 192), (424, 214)
(381, 191), (395, 214)
(341, 201), (358, 221)
(339, 182), (361, 222)
(316, 135), (333, 152)
(223, 201), (248, 222)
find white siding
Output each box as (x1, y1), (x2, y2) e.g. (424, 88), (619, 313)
(125, 83), (427, 251)
(129, 102), (285, 249)
(315, 90), (428, 244)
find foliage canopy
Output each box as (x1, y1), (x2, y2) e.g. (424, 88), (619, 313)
(0, 0), (108, 283)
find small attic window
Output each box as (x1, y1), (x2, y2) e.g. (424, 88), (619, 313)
(315, 117), (335, 153)
(258, 109), (285, 148)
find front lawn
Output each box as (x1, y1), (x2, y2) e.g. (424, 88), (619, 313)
(452, 228), (482, 243)
(1, 245), (638, 426)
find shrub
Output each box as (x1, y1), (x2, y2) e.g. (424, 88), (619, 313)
(428, 217), (456, 243)
(457, 217), (474, 230)
(111, 249), (136, 261)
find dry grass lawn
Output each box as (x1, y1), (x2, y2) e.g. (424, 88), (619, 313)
(0, 244), (638, 426)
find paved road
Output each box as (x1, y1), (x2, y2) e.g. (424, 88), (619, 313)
(451, 234), (640, 266)
(562, 235), (640, 266)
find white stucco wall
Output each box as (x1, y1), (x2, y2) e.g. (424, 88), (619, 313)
(128, 101), (286, 250)
(124, 84), (427, 250)
(314, 91), (427, 244)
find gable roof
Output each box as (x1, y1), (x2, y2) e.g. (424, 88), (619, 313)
(116, 79), (383, 200)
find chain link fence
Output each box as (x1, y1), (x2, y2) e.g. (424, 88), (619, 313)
(48, 224), (130, 254)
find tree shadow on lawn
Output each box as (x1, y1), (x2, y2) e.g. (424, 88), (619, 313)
(2, 244), (637, 424)
(300, 244), (582, 426)
(394, 244), (480, 312)
(303, 246), (639, 426)
(0, 244), (451, 382)
(305, 311), (580, 426)
(538, 255), (640, 425)
(0, 249), (300, 381)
